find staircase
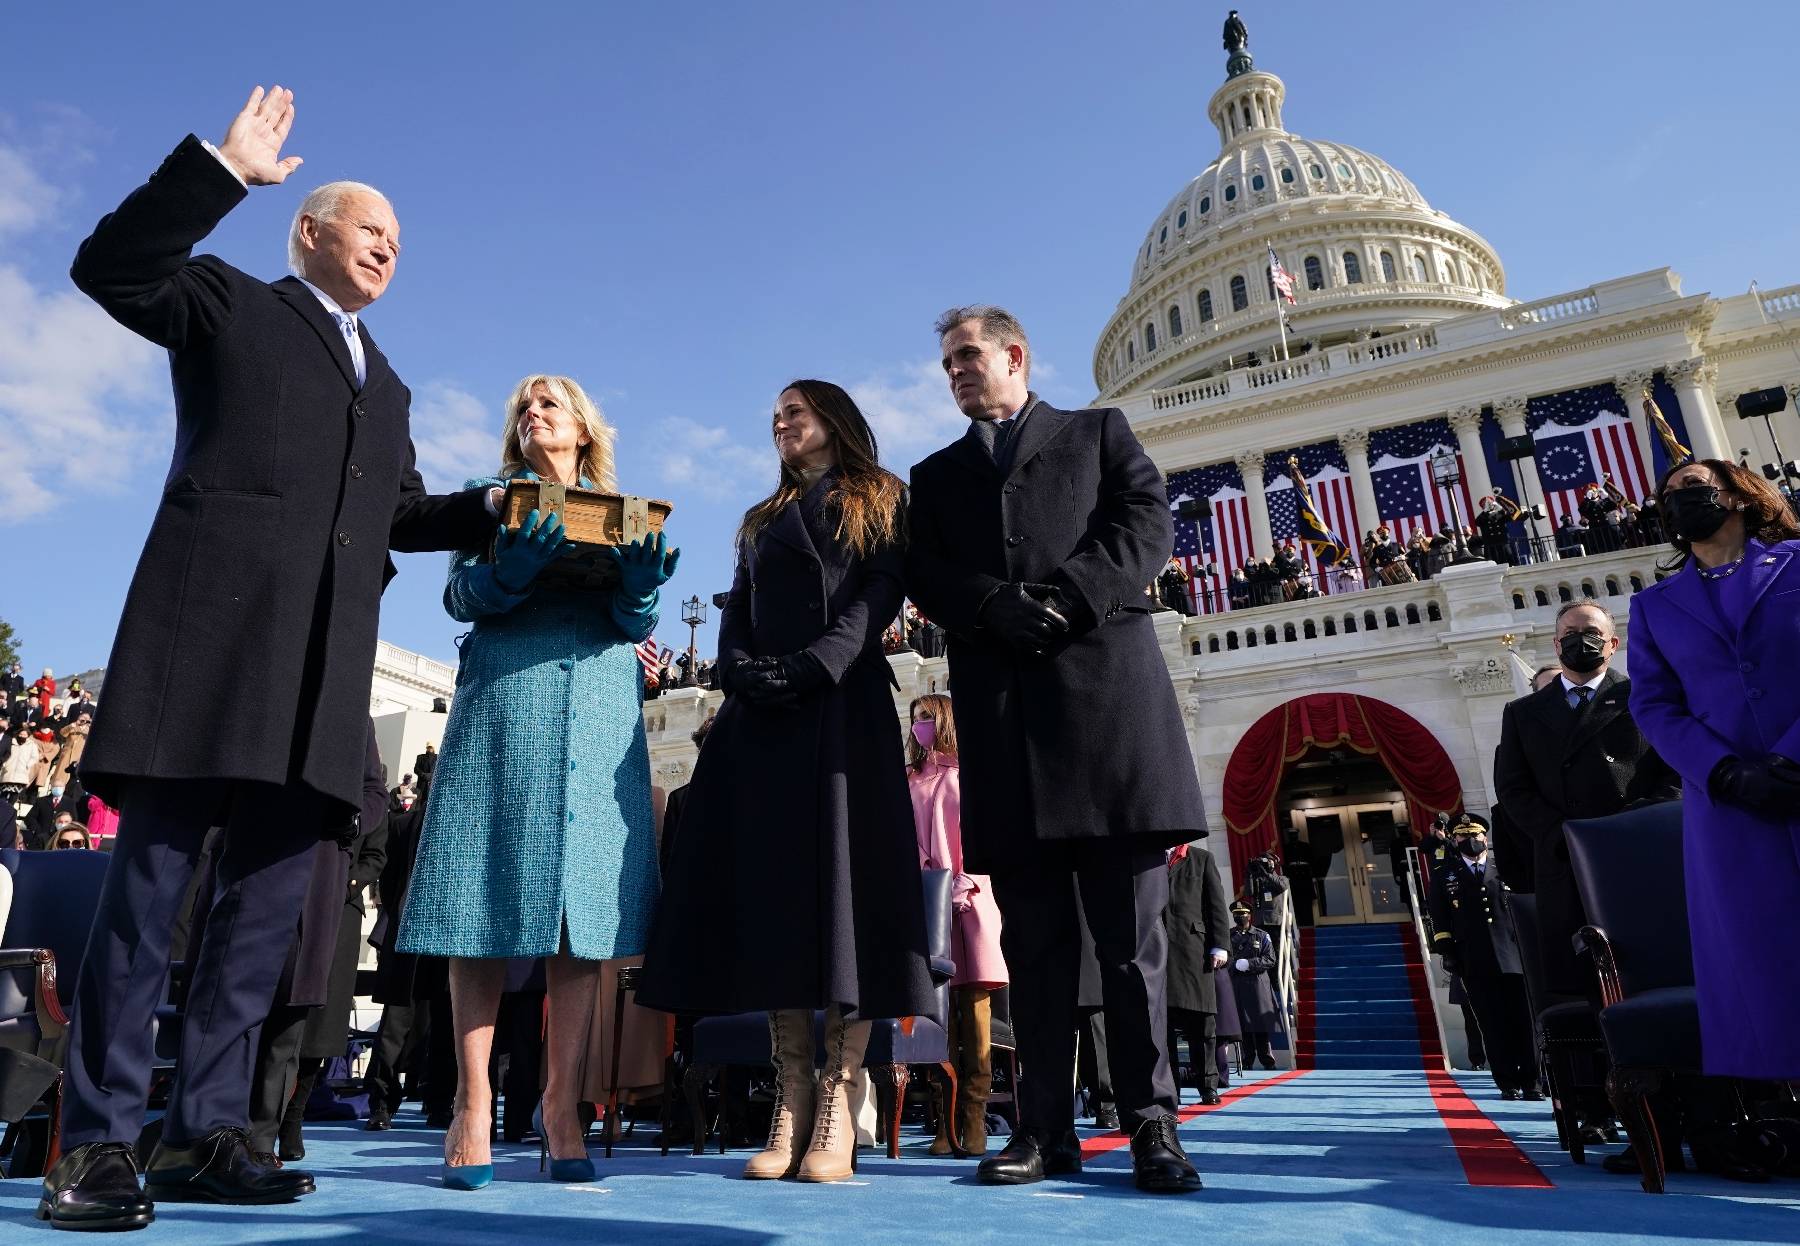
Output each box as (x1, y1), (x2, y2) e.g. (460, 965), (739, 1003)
(1295, 925), (1442, 1069)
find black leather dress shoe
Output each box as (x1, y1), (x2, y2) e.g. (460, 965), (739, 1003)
(1500, 1089), (1523, 1101)
(1093, 1105), (1120, 1131)
(37, 1141), (155, 1231)
(1131, 1116), (1203, 1193)
(146, 1127), (315, 1203)
(1522, 1089), (1545, 1103)
(976, 1128), (1083, 1185)
(365, 1104), (393, 1132)
(1198, 1089), (1223, 1107)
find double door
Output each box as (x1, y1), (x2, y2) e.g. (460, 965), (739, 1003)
(1293, 802), (1411, 925)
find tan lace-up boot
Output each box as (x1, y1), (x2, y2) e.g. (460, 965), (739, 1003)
(797, 1006), (871, 1182)
(742, 1010), (816, 1179)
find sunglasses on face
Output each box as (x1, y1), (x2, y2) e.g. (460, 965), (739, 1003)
(55, 837), (85, 849)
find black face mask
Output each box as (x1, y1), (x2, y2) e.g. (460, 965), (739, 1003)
(1558, 631), (1608, 674)
(1458, 836), (1487, 859)
(1662, 484), (1731, 542)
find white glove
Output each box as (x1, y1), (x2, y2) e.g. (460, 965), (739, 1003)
(1234, 958), (1250, 973)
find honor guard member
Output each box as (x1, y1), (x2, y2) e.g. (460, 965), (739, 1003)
(1426, 814), (1540, 1100)
(1226, 901), (1280, 1070)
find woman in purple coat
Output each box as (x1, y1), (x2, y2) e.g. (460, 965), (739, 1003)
(1627, 457), (1800, 1079)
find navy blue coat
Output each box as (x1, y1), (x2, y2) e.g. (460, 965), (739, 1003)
(905, 398), (1206, 871)
(69, 136), (493, 812)
(1628, 537), (1800, 1078)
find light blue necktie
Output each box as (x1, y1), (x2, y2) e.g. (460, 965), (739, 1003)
(335, 312), (366, 388)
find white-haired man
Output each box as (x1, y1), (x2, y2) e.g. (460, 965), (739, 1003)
(38, 88), (498, 1230)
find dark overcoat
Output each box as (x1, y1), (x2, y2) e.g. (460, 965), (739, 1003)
(638, 474), (935, 1020)
(1628, 538), (1800, 1078)
(1228, 925), (1281, 1032)
(370, 800), (445, 1005)
(1165, 847), (1232, 1015)
(1426, 855), (1523, 979)
(904, 398), (1206, 872)
(68, 136), (493, 813)
(1493, 669), (1677, 996)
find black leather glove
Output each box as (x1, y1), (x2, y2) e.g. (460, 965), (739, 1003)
(1708, 755), (1800, 818)
(774, 650), (830, 695)
(730, 657), (799, 709)
(979, 583), (1070, 653)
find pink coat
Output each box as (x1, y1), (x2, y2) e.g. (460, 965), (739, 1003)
(86, 794), (120, 843)
(909, 753), (1007, 988)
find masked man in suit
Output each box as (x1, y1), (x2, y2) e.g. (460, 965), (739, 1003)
(1493, 600), (1678, 1002)
(1163, 844), (1232, 1105)
(906, 305), (1205, 1194)
(38, 88), (499, 1231)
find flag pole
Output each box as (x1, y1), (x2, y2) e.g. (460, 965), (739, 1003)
(1276, 305), (1291, 364)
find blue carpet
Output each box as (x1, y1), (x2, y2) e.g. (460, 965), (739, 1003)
(1305, 925), (1434, 1070)
(3, 1070), (1793, 1243)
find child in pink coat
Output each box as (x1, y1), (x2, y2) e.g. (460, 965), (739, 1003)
(907, 693), (1006, 1157)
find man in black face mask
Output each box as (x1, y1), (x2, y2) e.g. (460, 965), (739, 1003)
(1426, 813), (1539, 1098)
(1493, 600), (1678, 1002)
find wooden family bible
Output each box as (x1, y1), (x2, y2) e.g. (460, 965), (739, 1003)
(493, 478), (674, 592)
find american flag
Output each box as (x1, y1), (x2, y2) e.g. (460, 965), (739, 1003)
(1268, 247), (1296, 305)
(1168, 462), (1254, 614)
(635, 636), (662, 680)
(1528, 383), (1652, 526)
(1369, 418), (1477, 545)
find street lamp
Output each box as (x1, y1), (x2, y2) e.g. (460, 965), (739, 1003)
(680, 595), (706, 685)
(1429, 447), (1480, 566)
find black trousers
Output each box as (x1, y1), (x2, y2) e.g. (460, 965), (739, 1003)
(364, 1003), (418, 1114)
(990, 842), (1177, 1132)
(1463, 968), (1538, 1093)
(1167, 1007), (1218, 1091)
(61, 778), (325, 1146)
(247, 1003), (312, 1151)
(1076, 1010), (1113, 1115)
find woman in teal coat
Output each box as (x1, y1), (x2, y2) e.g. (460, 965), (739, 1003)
(398, 373), (678, 1188)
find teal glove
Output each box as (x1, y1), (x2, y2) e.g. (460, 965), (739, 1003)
(608, 530), (680, 598)
(493, 508), (569, 594)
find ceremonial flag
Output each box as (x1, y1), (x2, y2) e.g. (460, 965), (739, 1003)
(1642, 391), (1692, 465)
(1268, 247), (1296, 305)
(1265, 457), (1362, 590)
(1283, 456), (1352, 566)
(635, 636), (661, 680)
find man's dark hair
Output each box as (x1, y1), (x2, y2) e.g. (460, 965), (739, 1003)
(933, 304), (1031, 378)
(1553, 598), (1612, 629)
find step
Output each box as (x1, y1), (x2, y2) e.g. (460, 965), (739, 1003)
(1308, 968), (1412, 983)
(1301, 1001), (1420, 1017)
(1308, 929), (1405, 943)
(1309, 1022), (1421, 1039)
(1303, 1052), (1424, 1069)
(1303, 1038), (1425, 1055)
(1308, 986), (1419, 1001)
(1311, 948), (1412, 963)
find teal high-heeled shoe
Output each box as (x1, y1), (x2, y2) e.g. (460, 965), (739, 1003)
(443, 1110), (494, 1189)
(534, 1100), (596, 1183)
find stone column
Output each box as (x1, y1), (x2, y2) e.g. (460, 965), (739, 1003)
(1493, 395), (1556, 560)
(1338, 428), (1380, 544)
(1613, 369), (1658, 489)
(1236, 450), (1274, 557)
(1447, 405), (1494, 503)
(1666, 358), (1730, 461)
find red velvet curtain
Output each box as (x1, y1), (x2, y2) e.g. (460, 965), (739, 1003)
(1219, 693), (1464, 888)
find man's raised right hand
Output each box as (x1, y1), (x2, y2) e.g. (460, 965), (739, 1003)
(216, 85), (304, 186)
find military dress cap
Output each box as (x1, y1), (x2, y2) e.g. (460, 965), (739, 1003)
(1230, 900), (1252, 915)
(1450, 811), (1489, 834)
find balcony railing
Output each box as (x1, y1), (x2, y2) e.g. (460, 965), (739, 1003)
(1145, 325), (1441, 412)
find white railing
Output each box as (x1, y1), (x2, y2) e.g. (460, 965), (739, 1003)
(1499, 288), (1598, 329)
(1761, 284), (1800, 318)
(1343, 326), (1437, 364)
(1244, 353), (1329, 389)
(1184, 577), (1451, 661)
(1152, 374), (1234, 410)
(373, 640), (457, 690)
(1274, 891), (1299, 1070)
(1404, 847), (1457, 1071)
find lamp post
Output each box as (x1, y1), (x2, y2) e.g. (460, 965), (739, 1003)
(1429, 447), (1480, 566)
(680, 595), (706, 687)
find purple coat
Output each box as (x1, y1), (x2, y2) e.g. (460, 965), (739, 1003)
(1628, 538), (1800, 1079)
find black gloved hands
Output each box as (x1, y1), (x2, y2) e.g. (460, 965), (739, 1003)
(723, 651), (829, 709)
(979, 583), (1070, 655)
(1708, 754), (1800, 819)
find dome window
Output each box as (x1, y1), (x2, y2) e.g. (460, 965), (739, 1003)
(1159, 226), (1168, 245)
(1199, 195), (1212, 214)
(1380, 250), (1397, 282)
(1251, 173), (1266, 192)
(1230, 275), (1248, 311)
(1310, 162), (1325, 179)
(1304, 256), (1324, 291)
(1177, 210), (1187, 230)
(1144, 324), (1157, 352)
(1128, 341), (1136, 363)
(1198, 289), (1214, 321)
(1412, 254), (1428, 282)
(1343, 251), (1363, 284)
(1224, 183), (1238, 203)
(1168, 306), (1183, 338)
(1280, 167), (1295, 184)
(1335, 161), (1352, 178)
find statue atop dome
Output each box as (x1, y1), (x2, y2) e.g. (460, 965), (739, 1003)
(1223, 9), (1254, 77)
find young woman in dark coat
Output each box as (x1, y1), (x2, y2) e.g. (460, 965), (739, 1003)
(638, 380), (934, 1184)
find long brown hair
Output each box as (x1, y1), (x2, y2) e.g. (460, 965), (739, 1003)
(907, 693), (958, 771)
(737, 379), (904, 558)
(1654, 457), (1800, 570)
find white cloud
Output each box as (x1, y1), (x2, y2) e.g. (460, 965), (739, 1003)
(409, 380), (500, 491)
(655, 416), (774, 502)
(850, 360), (967, 462)
(0, 145), (60, 237)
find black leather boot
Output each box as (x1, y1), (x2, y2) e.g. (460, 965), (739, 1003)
(145, 1126), (316, 1203)
(1131, 1116), (1204, 1193)
(976, 1128), (1083, 1185)
(37, 1141), (155, 1231)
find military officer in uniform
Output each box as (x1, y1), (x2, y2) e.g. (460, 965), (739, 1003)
(1226, 902), (1280, 1070)
(1426, 814), (1540, 1099)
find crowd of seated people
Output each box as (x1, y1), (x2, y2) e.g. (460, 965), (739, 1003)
(1, 664), (116, 852)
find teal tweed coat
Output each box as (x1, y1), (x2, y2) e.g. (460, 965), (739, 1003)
(397, 476), (661, 960)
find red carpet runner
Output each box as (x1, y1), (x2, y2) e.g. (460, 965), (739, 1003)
(1079, 1068), (1309, 1158)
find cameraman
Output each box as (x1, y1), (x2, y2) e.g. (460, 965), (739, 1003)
(1245, 852), (1289, 939)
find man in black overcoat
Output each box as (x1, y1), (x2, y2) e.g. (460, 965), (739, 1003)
(38, 88), (496, 1230)
(906, 305), (1205, 1194)
(1493, 600), (1677, 1000)
(1163, 844), (1232, 1105)
(1426, 814), (1540, 1099)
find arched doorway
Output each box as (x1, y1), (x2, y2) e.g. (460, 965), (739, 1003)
(1221, 693), (1463, 925)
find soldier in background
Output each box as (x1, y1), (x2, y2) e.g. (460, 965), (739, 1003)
(1227, 902), (1280, 1070)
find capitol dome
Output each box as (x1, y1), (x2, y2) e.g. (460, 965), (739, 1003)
(1094, 39), (1509, 400)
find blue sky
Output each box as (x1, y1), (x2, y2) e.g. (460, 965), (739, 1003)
(4, 1), (1797, 676)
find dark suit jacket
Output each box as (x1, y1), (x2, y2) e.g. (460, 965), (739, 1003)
(1427, 855), (1522, 978)
(904, 397), (1205, 870)
(1165, 847), (1232, 1015)
(1492, 668), (1677, 995)
(69, 136), (493, 811)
